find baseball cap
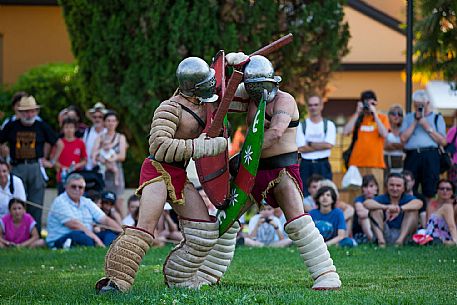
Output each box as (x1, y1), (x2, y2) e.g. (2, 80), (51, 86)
(101, 191), (117, 204)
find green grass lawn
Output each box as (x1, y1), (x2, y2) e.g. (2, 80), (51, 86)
(0, 244), (456, 304)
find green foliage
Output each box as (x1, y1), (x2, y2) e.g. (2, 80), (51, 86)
(0, 245), (456, 304)
(414, 0), (457, 82)
(58, 0), (349, 181)
(11, 63), (84, 131)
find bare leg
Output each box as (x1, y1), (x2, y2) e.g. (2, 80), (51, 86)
(369, 209), (385, 246)
(419, 211), (427, 229)
(273, 174), (304, 220)
(136, 181), (168, 233)
(343, 204), (354, 237)
(171, 182), (211, 221)
(244, 237), (264, 247)
(395, 211), (419, 246)
(359, 217), (374, 241)
(270, 239), (292, 248)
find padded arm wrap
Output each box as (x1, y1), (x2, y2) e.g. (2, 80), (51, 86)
(192, 135), (227, 160)
(149, 101), (194, 162)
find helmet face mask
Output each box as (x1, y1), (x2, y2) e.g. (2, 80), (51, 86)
(243, 55), (281, 103)
(176, 57), (218, 103)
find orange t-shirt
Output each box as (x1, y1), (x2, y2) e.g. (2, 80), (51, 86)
(349, 113), (390, 168)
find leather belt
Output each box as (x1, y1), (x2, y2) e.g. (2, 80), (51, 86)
(258, 152), (298, 170)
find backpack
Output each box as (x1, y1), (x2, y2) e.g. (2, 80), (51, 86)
(301, 118), (329, 138)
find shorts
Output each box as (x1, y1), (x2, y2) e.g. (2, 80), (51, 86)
(136, 158), (187, 205)
(251, 163), (303, 208)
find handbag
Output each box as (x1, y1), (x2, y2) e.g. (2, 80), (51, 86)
(343, 115), (363, 169)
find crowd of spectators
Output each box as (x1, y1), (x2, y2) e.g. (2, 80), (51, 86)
(1, 88), (457, 250)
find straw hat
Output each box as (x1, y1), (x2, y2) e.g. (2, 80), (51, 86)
(17, 96), (41, 111)
(88, 102), (108, 114)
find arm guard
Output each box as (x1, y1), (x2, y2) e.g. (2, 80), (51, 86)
(149, 101), (227, 162)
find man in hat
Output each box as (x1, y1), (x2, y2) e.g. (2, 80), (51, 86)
(83, 102), (108, 171)
(0, 95), (58, 233)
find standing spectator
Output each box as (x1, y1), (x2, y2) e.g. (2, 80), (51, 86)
(296, 95), (336, 193)
(0, 158), (26, 218)
(83, 102), (107, 171)
(122, 194), (140, 226)
(446, 110), (457, 188)
(46, 173), (122, 249)
(364, 173), (422, 247)
(92, 111), (128, 217)
(57, 105), (88, 138)
(1, 92), (28, 163)
(310, 186), (355, 247)
(402, 170), (427, 228)
(52, 118), (87, 194)
(384, 105), (404, 174)
(246, 205), (291, 247)
(400, 90), (447, 203)
(343, 90), (389, 193)
(424, 180), (457, 245)
(303, 174), (324, 212)
(0, 96), (58, 233)
(353, 174), (379, 243)
(0, 198), (44, 248)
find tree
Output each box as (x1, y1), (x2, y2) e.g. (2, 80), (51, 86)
(59, 0), (349, 183)
(414, 0), (457, 83)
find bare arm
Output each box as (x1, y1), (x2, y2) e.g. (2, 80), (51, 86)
(384, 141), (404, 151)
(263, 109), (292, 150)
(91, 135), (101, 164)
(363, 199), (389, 210)
(400, 120), (417, 144)
(115, 134), (128, 162)
(18, 227), (39, 248)
(65, 219), (105, 246)
(371, 108), (388, 138)
(442, 204), (457, 244)
(355, 202), (369, 218)
(401, 199), (423, 211)
(326, 229), (346, 246)
(343, 113), (360, 136)
(298, 142), (333, 153)
(99, 215), (123, 233)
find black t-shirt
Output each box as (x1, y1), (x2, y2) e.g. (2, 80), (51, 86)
(0, 119), (58, 161)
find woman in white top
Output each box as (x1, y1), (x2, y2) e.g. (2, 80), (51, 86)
(0, 159), (26, 218)
(384, 105), (404, 174)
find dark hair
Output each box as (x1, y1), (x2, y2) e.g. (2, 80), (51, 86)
(8, 198), (26, 210)
(11, 91), (28, 107)
(314, 186), (337, 209)
(306, 174), (324, 189)
(385, 172), (406, 191)
(85, 189), (101, 202)
(437, 179), (456, 195)
(0, 158), (14, 194)
(362, 174), (378, 188)
(104, 110), (118, 121)
(127, 194), (140, 207)
(360, 90), (377, 101)
(66, 105), (83, 122)
(402, 170), (414, 180)
(62, 117), (78, 128)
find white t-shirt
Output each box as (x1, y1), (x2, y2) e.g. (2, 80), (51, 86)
(0, 175), (27, 218)
(296, 118), (336, 160)
(83, 126), (107, 170)
(122, 214), (135, 226)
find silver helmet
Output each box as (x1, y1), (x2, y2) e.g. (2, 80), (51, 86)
(243, 55), (282, 103)
(176, 57), (218, 103)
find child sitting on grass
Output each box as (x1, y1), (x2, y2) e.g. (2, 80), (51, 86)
(310, 186), (357, 247)
(0, 198), (44, 248)
(353, 174), (379, 243)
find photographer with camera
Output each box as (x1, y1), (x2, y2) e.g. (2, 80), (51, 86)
(343, 90), (389, 193)
(400, 90), (446, 203)
(245, 205), (291, 247)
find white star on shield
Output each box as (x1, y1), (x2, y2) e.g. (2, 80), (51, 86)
(229, 188), (239, 206)
(243, 145), (253, 165)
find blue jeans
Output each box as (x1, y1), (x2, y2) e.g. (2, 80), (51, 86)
(53, 230), (118, 248)
(299, 158), (332, 196)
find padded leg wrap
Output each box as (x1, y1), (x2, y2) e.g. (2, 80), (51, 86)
(163, 218), (219, 288)
(95, 226), (154, 293)
(285, 215), (341, 290)
(193, 221), (240, 287)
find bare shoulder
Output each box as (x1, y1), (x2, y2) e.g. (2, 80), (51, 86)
(276, 90), (296, 103)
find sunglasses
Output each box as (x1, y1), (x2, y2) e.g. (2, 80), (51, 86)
(70, 184), (85, 190)
(389, 111), (403, 117)
(438, 187), (452, 191)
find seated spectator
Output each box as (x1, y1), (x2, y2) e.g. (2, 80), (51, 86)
(245, 205), (291, 247)
(85, 189), (102, 206)
(303, 174), (324, 212)
(156, 207), (182, 244)
(353, 174), (379, 242)
(46, 173), (122, 249)
(424, 180), (457, 245)
(99, 191), (122, 226)
(0, 198), (44, 248)
(51, 118), (87, 194)
(310, 186), (356, 247)
(364, 173), (422, 247)
(318, 179), (355, 237)
(402, 170), (427, 228)
(122, 194), (140, 226)
(0, 158), (26, 218)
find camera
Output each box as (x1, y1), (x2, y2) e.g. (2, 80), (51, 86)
(264, 217), (271, 224)
(416, 106), (424, 119)
(362, 100), (370, 111)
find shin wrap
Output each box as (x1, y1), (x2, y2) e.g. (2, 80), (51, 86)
(95, 226), (154, 293)
(149, 100), (227, 162)
(285, 215), (341, 290)
(163, 218), (219, 288)
(193, 221), (240, 287)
